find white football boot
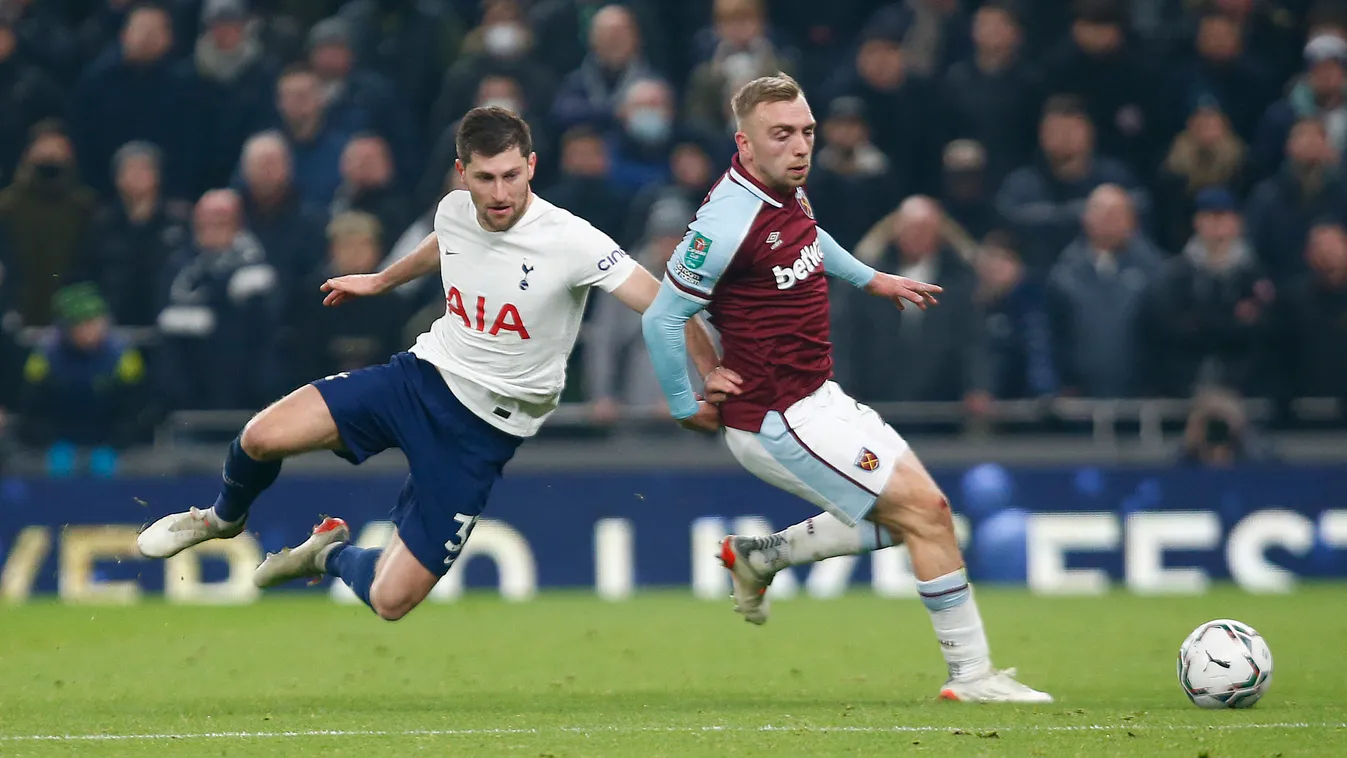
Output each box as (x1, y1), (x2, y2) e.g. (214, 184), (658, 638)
(137, 506), (247, 559)
(719, 535), (777, 625)
(938, 668), (1054, 704)
(254, 517), (351, 588)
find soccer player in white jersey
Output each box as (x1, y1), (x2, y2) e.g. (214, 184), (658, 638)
(643, 75), (1051, 702)
(137, 107), (727, 620)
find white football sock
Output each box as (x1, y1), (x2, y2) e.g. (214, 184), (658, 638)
(742, 512), (895, 575)
(916, 568), (992, 681)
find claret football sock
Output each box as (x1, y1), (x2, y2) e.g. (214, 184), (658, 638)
(916, 568), (992, 680)
(211, 436), (282, 523)
(325, 543), (381, 610)
(741, 513), (896, 574)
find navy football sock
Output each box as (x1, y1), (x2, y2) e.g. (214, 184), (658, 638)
(211, 436), (281, 523)
(326, 544), (381, 611)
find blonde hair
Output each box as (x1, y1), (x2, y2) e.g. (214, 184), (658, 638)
(327, 211), (382, 244)
(731, 73), (803, 128)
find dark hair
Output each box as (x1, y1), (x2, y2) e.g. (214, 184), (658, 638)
(456, 107), (533, 163)
(278, 62), (318, 83)
(28, 118), (70, 144)
(1072, 0), (1125, 25)
(979, 0), (1022, 26)
(560, 124), (602, 147)
(1042, 94), (1089, 120)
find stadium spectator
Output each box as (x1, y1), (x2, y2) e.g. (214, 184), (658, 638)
(330, 134), (411, 256)
(975, 230), (1058, 400)
(835, 196), (990, 407)
(690, 0), (797, 69)
(1178, 386), (1271, 466)
(867, 0), (972, 79)
(606, 78), (678, 193)
(1253, 33), (1347, 180)
(82, 142), (186, 327)
(1156, 95), (1249, 252)
(1163, 10), (1274, 142)
(155, 190), (282, 411)
(807, 97), (900, 250)
(179, 0), (278, 197)
(1279, 222), (1347, 402)
(1245, 117), (1347, 283)
(997, 95), (1148, 272)
(293, 212), (405, 382)
(530, 0), (668, 83)
(238, 131), (326, 290)
(305, 17), (420, 190)
(1046, 185), (1163, 398)
(821, 14), (941, 195)
(337, 0), (465, 128)
(683, 0), (795, 139)
(3, 0), (83, 86)
(622, 137), (715, 247)
(939, 139), (1003, 245)
(274, 64), (351, 208)
(542, 126), (628, 241)
(584, 196), (698, 424)
(18, 283), (148, 476)
(71, 4), (187, 198)
(1041, 0), (1157, 172)
(384, 169), (463, 311)
(430, 0), (555, 142)
(0, 12), (66, 187)
(419, 74), (555, 208)
(551, 5), (655, 132)
(0, 120), (96, 326)
(942, 1), (1043, 187)
(1145, 188), (1275, 397)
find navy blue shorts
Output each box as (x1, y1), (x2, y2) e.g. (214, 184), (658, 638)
(312, 352), (523, 575)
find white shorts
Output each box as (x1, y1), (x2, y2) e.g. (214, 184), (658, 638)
(724, 381), (910, 526)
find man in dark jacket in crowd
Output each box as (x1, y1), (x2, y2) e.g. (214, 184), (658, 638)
(1246, 116), (1347, 283)
(156, 189), (282, 411)
(551, 4), (655, 131)
(0, 12), (67, 187)
(807, 96), (900, 250)
(1145, 188), (1276, 397)
(83, 141), (186, 327)
(997, 95), (1148, 271)
(1047, 184), (1164, 397)
(1253, 33), (1347, 180)
(975, 230), (1057, 400)
(71, 4), (187, 198)
(0, 120), (96, 326)
(544, 125), (629, 241)
(329, 134), (410, 252)
(274, 64), (351, 208)
(19, 283), (149, 476)
(238, 131), (327, 293)
(1278, 222), (1347, 402)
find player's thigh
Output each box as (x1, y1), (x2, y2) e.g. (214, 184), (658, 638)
(724, 382), (909, 526)
(369, 527), (440, 621)
(871, 448), (953, 537)
(308, 354), (425, 465)
(240, 384), (343, 460)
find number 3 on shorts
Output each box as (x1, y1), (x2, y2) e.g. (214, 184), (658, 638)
(443, 513), (477, 565)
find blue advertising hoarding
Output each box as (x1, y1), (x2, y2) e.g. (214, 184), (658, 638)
(1, 465), (1345, 604)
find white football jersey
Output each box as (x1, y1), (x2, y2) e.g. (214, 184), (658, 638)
(410, 190), (637, 437)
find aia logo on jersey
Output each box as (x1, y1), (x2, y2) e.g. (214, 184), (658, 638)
(772, 240), (824, 289)
(795, 187), (814, 219)
(445, 286), (530, 339)
(855, 448), (880, 472)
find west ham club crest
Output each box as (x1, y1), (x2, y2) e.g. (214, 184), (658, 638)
(796, 187), (814, 219)
(855, 448), (880, 471)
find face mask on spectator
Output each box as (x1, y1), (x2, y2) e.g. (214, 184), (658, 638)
(483, 23), (527, 58)
(481, 97), (522, 114)
(32, 161), (69, 183)
(627, 108), (671, 145)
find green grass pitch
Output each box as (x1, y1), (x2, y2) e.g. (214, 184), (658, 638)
(2, 586), (1345, 757)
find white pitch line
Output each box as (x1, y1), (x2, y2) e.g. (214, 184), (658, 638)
(1, 723), (1344, 742)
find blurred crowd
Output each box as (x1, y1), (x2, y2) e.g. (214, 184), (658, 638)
(1, 0), (1346, 466)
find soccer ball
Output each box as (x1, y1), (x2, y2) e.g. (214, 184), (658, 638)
(1177, 619), (1273, 709)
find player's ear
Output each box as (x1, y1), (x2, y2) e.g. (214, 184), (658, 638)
(734, 131), (750, 160)
(454, 159), (466, 182)
(526, 152), (537, 181)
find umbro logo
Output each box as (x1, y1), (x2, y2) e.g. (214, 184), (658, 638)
(766, 231), (783, 250)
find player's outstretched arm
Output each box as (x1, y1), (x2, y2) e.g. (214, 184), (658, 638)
(609, 265), (734, 393)
(640, 281), (722, 433)
(818, 227), (942, 310)
(321, 232), (439, 306)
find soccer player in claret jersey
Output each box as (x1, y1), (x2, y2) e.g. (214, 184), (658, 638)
(641, 75), (1052, 703)
(137, 107), (724, 621)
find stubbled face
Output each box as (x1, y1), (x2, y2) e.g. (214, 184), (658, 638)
(458, 149), (536, 232)
(737, 96), (815, 192)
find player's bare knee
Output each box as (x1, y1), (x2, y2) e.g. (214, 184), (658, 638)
(369, 584), (418, 622)
(239, 416), (285, 461)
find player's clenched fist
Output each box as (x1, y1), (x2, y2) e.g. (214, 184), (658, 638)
(865, 272), (942, 311)
(321, 273), (391, 307)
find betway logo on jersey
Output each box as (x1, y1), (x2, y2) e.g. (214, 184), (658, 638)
(445, 287), (530, 339)
(772, 241), (824, 290)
